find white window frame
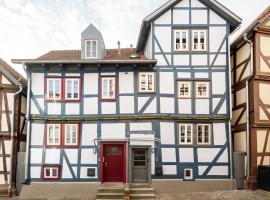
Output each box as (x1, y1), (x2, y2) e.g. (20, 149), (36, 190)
(197, 124), (211, 145)
(65, 78), (81, 100)
(174, 30), (189, 51)
(43, 166), (59, 179)
(184, 168), (193, 180)
(85, 40), (98, 59)
(179, 124), (193, 145)
(196, 82), (209, 98)
(138, 72), (155, 93)
(46, 78), (62, 100)
(46, 124), (61, 146)
(177, 81), (191, 98)
(101, 76), (116, 100)
(64, 124), (79, 146)
(192, 30), (207, 51)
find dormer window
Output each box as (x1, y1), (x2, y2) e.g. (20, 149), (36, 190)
(85, 40), (97, 58)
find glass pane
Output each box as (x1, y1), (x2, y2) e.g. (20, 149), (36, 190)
(67, 80), (72, 98)
(45, 168), (50, 177)
(55, 80), (60, 98)
(91, 41), (97, 57)
(185, 170), (191, 177)
(86, 41), (91, 57)
(49, 80), (54, 98)
(103, 80), (108, 97)
(52, 168), (57, 177)
(134, 161), (145, 166)
(74, 80), (79, 98)
(148, 75), (153, 90)
(109, 79), (114, 97)
(55, 126), (60, 143)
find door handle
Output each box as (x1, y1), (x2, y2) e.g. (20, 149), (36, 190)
(105, 162), (108, 167)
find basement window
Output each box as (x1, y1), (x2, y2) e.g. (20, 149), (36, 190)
(184, 168), (193, 180)
(138, 72), (155, 93)
(43, 166), (60, 180)
(85, 40), (97, 58)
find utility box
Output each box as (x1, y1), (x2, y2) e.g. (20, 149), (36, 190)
(258, 166), (270, 191)
(233, 152), (246, 190)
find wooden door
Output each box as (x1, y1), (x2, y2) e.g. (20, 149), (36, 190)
(132, 148), (148, 183)
(103, 144), (124, 182)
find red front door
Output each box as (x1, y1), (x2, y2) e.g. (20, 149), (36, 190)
(102, 143), (125, 182)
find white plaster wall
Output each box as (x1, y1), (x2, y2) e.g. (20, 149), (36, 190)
(162, 148), (176, 162)
(155, 27), (171, 53)
(65, 149), (78, 164)
(191, 0), (206, 7)
(144, 27), (152, 59)
(30, 148), (43, 164)
(174, 55), (189, 66)
(210, 54), (226, 66)
(81, 123), (97, 146)
(196, 99), (209, 114)
(155, 9), (171, 24)
(173, 10), (189, 24)
(31, 123), (44, 145)
(179, 148), (194, 162)
(160, 122), (175, 144)
(234, 131), (246, 152)
(177, 72), (191, 78)
(45, 149), (60, 164)
(198, 166), (208, 175)
(119, 72), (134, 94)
(192, 54), (208, 66)
(217, 149), (228, 163)
(212, 72), (226, 94)
(162, 165), (177, 175)
(159, 72), (174, 94)
(120, 96), (134, 114)
(195, 72), (209, 79)
(178, 99), (192, 114)
(208, 166), (228, 175)
(30, 166), (41, 178)
(47, 73), (61, 76)
(197, 148), (220, 162)
(144, 98), (157, 114)
(64, 73), (80, 77)
(65, 103), (80, 115)
(101, 123), (125, 139)
(213, 123), (227, 145)
(191, 10), (207, 24)
(130, 122), (152, 131)
(101, 102), (116, 114)
(175, 0), (189, 7)
(209, 10), (226, 24)
(155, 55), (171, 66)
(31, 73), (44, 95)
(80, 167), (97, 179)
(138, 97), (149, 112)
(160, 97), (174, 113)
(130, 134), (154, 146)
(62, 160), (75, 178)
(209, 27), (226, 53)
(1, 76), (11, 84)
(84, 73), (98, 95)
(31, 98), (44, 115)
(84, 97), (98, 115)
(47, 103), (61, 115)
(3, 141), (11, 154)
(81, 149), (97, 164)
(1, 113), (8, 131)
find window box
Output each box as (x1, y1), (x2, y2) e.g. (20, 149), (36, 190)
(138, 72), (155, 93)
(100, 76), (116, 101)
(85, 40), (98, 59)
(43, 166), (60, 180)
(179, 124), (193, 145)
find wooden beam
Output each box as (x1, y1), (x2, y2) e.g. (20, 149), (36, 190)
(3, 92), (11, 133)
(260, 130), (270, 165)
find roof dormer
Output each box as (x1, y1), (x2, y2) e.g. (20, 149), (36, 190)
(81, 23), (106, 59)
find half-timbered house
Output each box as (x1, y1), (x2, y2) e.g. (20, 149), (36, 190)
(0, 58), (27, 196)
(13, 0), (241, 195)
(231, 6), (270, 189)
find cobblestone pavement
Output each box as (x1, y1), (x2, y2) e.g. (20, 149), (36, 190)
(156, 190), (270, 200)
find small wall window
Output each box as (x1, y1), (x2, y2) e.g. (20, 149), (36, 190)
(43, 166), (60, 180)
(139, 72), (155, 93)
(179, 124), (193, 145)
(184, 168), (193, 180)
(177, 82), (191, 98)
(85, 40), (97, 58)
(196, 82), (209, 98)
(64, 124), (79, 146)
(46, 78), (61, 101)
(46, 124), (61, 146)
(192, 30), (207, 51)
(197, 124), (211, 145)
(174, 30), (189, 51)
(101, 76), (116, 100)
(65, 78), (81, 101)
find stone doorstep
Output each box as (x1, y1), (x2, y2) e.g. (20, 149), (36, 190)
(129, 193), (156, 199)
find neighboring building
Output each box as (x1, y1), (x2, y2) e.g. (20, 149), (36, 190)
(231, 6), (270, 189)
(0, 58), (27, 196)
(13, 0), (241, 192)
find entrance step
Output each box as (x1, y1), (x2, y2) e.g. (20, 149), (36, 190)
(96, 193), (124, 199)
(96, 184), (124, 200)
(0, 185), (8, 197)
(130, 193), (156, 199)
(130, 188), (155, 194)
(130, 185), (156, 199)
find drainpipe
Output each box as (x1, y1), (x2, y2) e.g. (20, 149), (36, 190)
(8, 81), (23, 197)
(243, 33), (253, 180)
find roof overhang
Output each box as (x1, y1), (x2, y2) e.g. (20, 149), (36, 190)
(12, 59), (157, 65)
(136, 0), (242, 52)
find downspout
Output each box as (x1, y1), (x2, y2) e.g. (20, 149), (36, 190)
(8, 81), (23, 196)
(243, 33), (253, 179)
(23, 63), (31, 183)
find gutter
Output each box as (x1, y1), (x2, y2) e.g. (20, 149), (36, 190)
(8, 81), (23, 197)
(243, 32), (254, 179)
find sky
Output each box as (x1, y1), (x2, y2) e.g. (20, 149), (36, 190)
(0, 0), (269, 76)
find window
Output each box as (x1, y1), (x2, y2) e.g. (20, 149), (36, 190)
(184, 168), (193, 180)
(85, 40), (97, 58)
(43, 166), (60, 180)
(64, 124), (79, 146)
(101, 76), (116, 100)
(197, 124), (211, 145)
(139, 72), (155, 93)
(192, 30), (207, 51)
(177, 82), (191, 98)
(179, 124), (193, 145)
(174, 30), (189, 51)
(196, 82), (209, 98)
(46, 124), (61, 146)
(65, 78), (80, 101)
(46, 78), (61, 100)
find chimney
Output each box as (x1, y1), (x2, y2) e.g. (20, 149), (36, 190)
(117, 41), (121, 55)
(130, 44), (133, 52)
